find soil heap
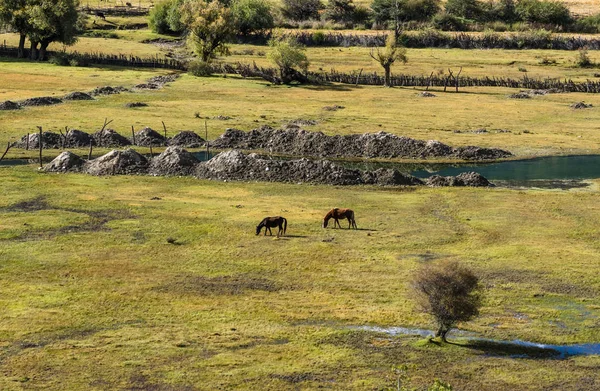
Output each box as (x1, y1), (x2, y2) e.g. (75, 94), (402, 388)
(168, 131), (205, 147)
(195, 150), (423, 186)
(133, 127), (166, 146)
(92, 129), (132, 147)
(149, 146), (199, 176)
(0, 100), (20, 110)
(20, 96), (62, 106)
(13, 132), (61, 149)
(426, 172), (491, 187)
(44, 151), (85, 172)
(84, 149), (148, 176)
(65, 129), (94, 148)
(90, 86), (127, 96)
(64, 92), (94, 101)
(125, 102), (148, 108)
(571, 102), (593, 109)
(210, 127), (511, 161)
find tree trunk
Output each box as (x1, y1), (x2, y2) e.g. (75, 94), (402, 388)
(18, 34), (26, 58)
(383, 65), (391, 87)
(39, 41), (50, 61)
(435, 325), (449, 342)
(30, 41), (39, 61)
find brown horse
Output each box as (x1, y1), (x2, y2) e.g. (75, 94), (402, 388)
(323, 208), (357, 229)
(256, 216), (287, 237)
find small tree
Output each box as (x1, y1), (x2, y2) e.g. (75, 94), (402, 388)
(369, 35), (407, 87)
(26, 0), (80, 61)
(323, 0), (356, 24)
(445, 0), (484, 20)
(267, 37), (309, 84)
(149, 0), (185, 34)
(181, 0), (235, 62)
(231, 0), (274, 36)
(0, 0), (31, 58)
(412, 261), (483, 342)
(281, 0), (323, 21)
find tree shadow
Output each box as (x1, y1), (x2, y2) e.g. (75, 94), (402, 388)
(447, 339), (561, 359)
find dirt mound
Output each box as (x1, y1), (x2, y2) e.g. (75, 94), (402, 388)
(65, 129), (94, 148)
(90, 86), (127, 96)
(210, 127), (511, 161)
(13, 132), (61, 149)
(134, 83), (160, 90)
(287, 119), (318, 127)
(322, 105), (344, 111)
(419, 91), (437, 97)
(168, 131), (205, 147)
(92, 129), (132, 147)
(508, 92), (531, 99)
(571, 101), (593, 109)
(125, 102), (148, 108)
(44, 151), (85, 172)
(20, 96), (63, 106)
(426, 171), (491, 187)
(149, 146), (199, 176)
(148, 74), (179, 85)
(133, 127), (166, 146)
(64, 92), (94, 101)
(84, 149), (148, 176)
(0, 100), (21, 110)
(195, 150), (423, 186)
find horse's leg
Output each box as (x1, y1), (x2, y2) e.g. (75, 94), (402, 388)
(277, 223), (282, 238)
(267, 226), (272, 236)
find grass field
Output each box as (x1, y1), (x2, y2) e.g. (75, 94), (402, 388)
(0, 165), (599, 390)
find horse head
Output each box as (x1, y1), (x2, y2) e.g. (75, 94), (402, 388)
(322, 217), (329, 228)
(255, 223), (263, 235)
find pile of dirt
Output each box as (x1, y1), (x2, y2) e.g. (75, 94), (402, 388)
(210, 127), (511, 161)
(149, 146), (199, 176)
(125, 102), (148, 108)
(13, 132), (62, 149)
(0, 100), (21, 110)
(195, 150), (423, 186)
(132, 127), (166, 146)
(168, 131), (205, 147)
(63, 92), (94, 101)
(92, 129), (132, 147)
(90, 86), (127, 96)
(134, 83), (160, 89)
(322, 105), (345, 111)
(419, 91), (437, 97)
(508, 92), (531, 99)
(44, 151), (85, 172)
(213, 115), (232, 120)
(148, 74), (179, 85)
(84, 149), (148, 176)
(571, 101), (593, 109)
(426, 172), (491, 187)
(20, 96), (63, 106)
(286, 119), (318, 127)
(65, 129), (94, 148)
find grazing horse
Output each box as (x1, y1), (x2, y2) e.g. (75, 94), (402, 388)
(256, 216), (287, 237)
(94, 11), (106, 20)
(323, 208), (357, 229)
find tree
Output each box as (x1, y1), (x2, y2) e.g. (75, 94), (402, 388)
(26, 0), (80, 61)
(444, 0), (484, 20)
(323, 0), (356, 24)
(149, 0), (185, 34)
(281, 0), (323, 21)
(181, 0), (235, 62)
(412, 261), (483, 342)
(369, 35), (407, 87)
(0, 0), (32, 58)
(267, 37), (309, 84)
(231, 0), (274, 36)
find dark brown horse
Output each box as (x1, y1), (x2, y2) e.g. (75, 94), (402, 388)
(323, 208), (357, 229)
(256, 216), (287, 237)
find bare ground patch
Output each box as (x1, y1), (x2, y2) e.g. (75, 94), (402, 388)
(154, 274), (290, 296)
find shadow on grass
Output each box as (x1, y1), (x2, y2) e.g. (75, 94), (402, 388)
(447, 339), (561, 359)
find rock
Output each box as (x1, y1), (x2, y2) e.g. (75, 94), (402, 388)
(20, 96), (63, 106)
(426, 171), (491, 187)
(168, 131), (205, 148)
(44, 151), (85, 172)
(64, 92), (94, 101)
(124, 102), (148, 108)
(13, 132), (61, 149)
(571, 102), (593, 109)
(149, 146), (199, 176)
(454, 146), (511, 161)
(419, 91), (436, 97)
(65, 129), (94, 148)
(508, 92), (531, 99)
(133, 127), (166, 146)
(84, 149), (148, 176)
(0, 100), (21, 110)
(92, 129), (132, 147)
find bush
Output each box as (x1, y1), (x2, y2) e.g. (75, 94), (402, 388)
(281, 0), (323, 21)
(149, 0), (185, 34)
(575, 47), (593, 68)
(311, 31), (326, 45)
(445, 0), (484, 20)
(371, 0), (440, 24)
(486, 0), (518, 24)
(575, 13), (600, 34)
(323, 0), (355, 23)
(432, 12), (468, 31)
(231, 0), (274, 35)
(515, 0), (572, 26)
(49, 52), (71, 66)
(188, 60), (214, 76)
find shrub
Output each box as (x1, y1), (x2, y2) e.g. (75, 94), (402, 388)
(575, 13), (600, 34)
(188, 60), (214, 76)
(445, 0), (485, 20)
(371, 0), (440, 24)
(486, 0), (518, 24)
(432, 12), (468, 31)
(575, 47), (593, 68)
(149, 0), (185, 34)
(515, 0), (572, 26)
(231, 0), (274, 35)
(312, 31), (326, 45)
(49, 52), (71, 66)
(268, 37), (310, 83)
(538, 55), (556, 65)
(323, 0), (355, 23)
(281, 0), (323, 21)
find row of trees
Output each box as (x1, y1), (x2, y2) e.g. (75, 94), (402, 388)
(0, 0), (81, 60)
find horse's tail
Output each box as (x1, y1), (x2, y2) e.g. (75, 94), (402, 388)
(283, 217), (287, 235)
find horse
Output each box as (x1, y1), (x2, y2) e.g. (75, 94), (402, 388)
(256, 216), (287, 237)
(94, 11), (106, 20)
(323, 208), (357, 229)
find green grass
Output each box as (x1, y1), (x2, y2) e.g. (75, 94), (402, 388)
(0, 165), (599, 390)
